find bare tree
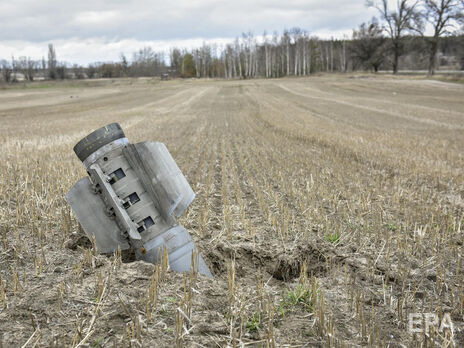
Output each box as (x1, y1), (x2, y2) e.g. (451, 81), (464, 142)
(282, 30), (291, 76)
(56, 63), (66, 79)
(272, 32), (279, 77)
(17, 57), (28, 81)
(131, 47), (165, 77)
(87, 64), (96, 78)
(17, 57), (37, 81)
(422, 0), (463, 75)
(10, 56), (17, 82)
(234, 38), (242, 78)
(72, 64), (85, 79)
(291, 28), (302, 75)
(41, 57), (46, 78)
(368, 0), (422, 73)
(351, 18), (387, 72)
(307, 38), (314, 75)
(339, 36), (347, 72)
(264, 31), (270, 78)
(120, 53), (129, 77)
(27, 58), (36, 81)
(61, 26), (463, 81)
(48, 44), (57, 79)
(0, 60), (12, 83)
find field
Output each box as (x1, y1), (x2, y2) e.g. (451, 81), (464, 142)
(0, 75), (463, 347)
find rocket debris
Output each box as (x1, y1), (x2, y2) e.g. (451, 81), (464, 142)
(66, 123), (212, 277)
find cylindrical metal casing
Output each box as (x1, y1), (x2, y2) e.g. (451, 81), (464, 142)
(70, 123), (212, 277)
(82, 136), (173, 247)
(73, 123), (126, 162)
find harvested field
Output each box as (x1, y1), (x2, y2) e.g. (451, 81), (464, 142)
(0, 75), (463, 347)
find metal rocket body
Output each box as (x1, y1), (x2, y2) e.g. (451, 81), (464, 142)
(66, 123), (212, 277)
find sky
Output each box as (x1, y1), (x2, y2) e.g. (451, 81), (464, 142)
(0, 0), (410, 65)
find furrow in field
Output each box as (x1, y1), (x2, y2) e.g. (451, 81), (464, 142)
(245, 82), (464, 187)
(276, 82), (464, 130)
(1, 77), (463, 347)
(290, 77), (464, 116)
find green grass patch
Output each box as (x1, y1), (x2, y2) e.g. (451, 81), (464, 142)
(280, 284), (315, 314)
(325, 232), (340, 244)
(246, 312), (261, 332)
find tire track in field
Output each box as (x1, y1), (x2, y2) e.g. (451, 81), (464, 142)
(242, 82), (460, 245)
(299, 77), (464, 115)
(121, 86), (214, 132)
(276, 82), (464, 130)
(0, 85), (207, 149)
(245, 82), (463, 187)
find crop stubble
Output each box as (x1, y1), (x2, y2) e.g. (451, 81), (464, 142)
(0, 75), (463, 346)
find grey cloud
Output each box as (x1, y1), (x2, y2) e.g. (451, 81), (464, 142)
(0, 0), (377, 42)
(0, 0), (384, 64)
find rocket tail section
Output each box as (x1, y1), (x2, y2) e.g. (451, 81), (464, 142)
(65, 177), (130, 253)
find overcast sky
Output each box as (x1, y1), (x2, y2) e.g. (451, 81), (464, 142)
(0, 0), (393, 65)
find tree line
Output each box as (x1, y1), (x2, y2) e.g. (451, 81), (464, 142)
(1, 0), (463, 83)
